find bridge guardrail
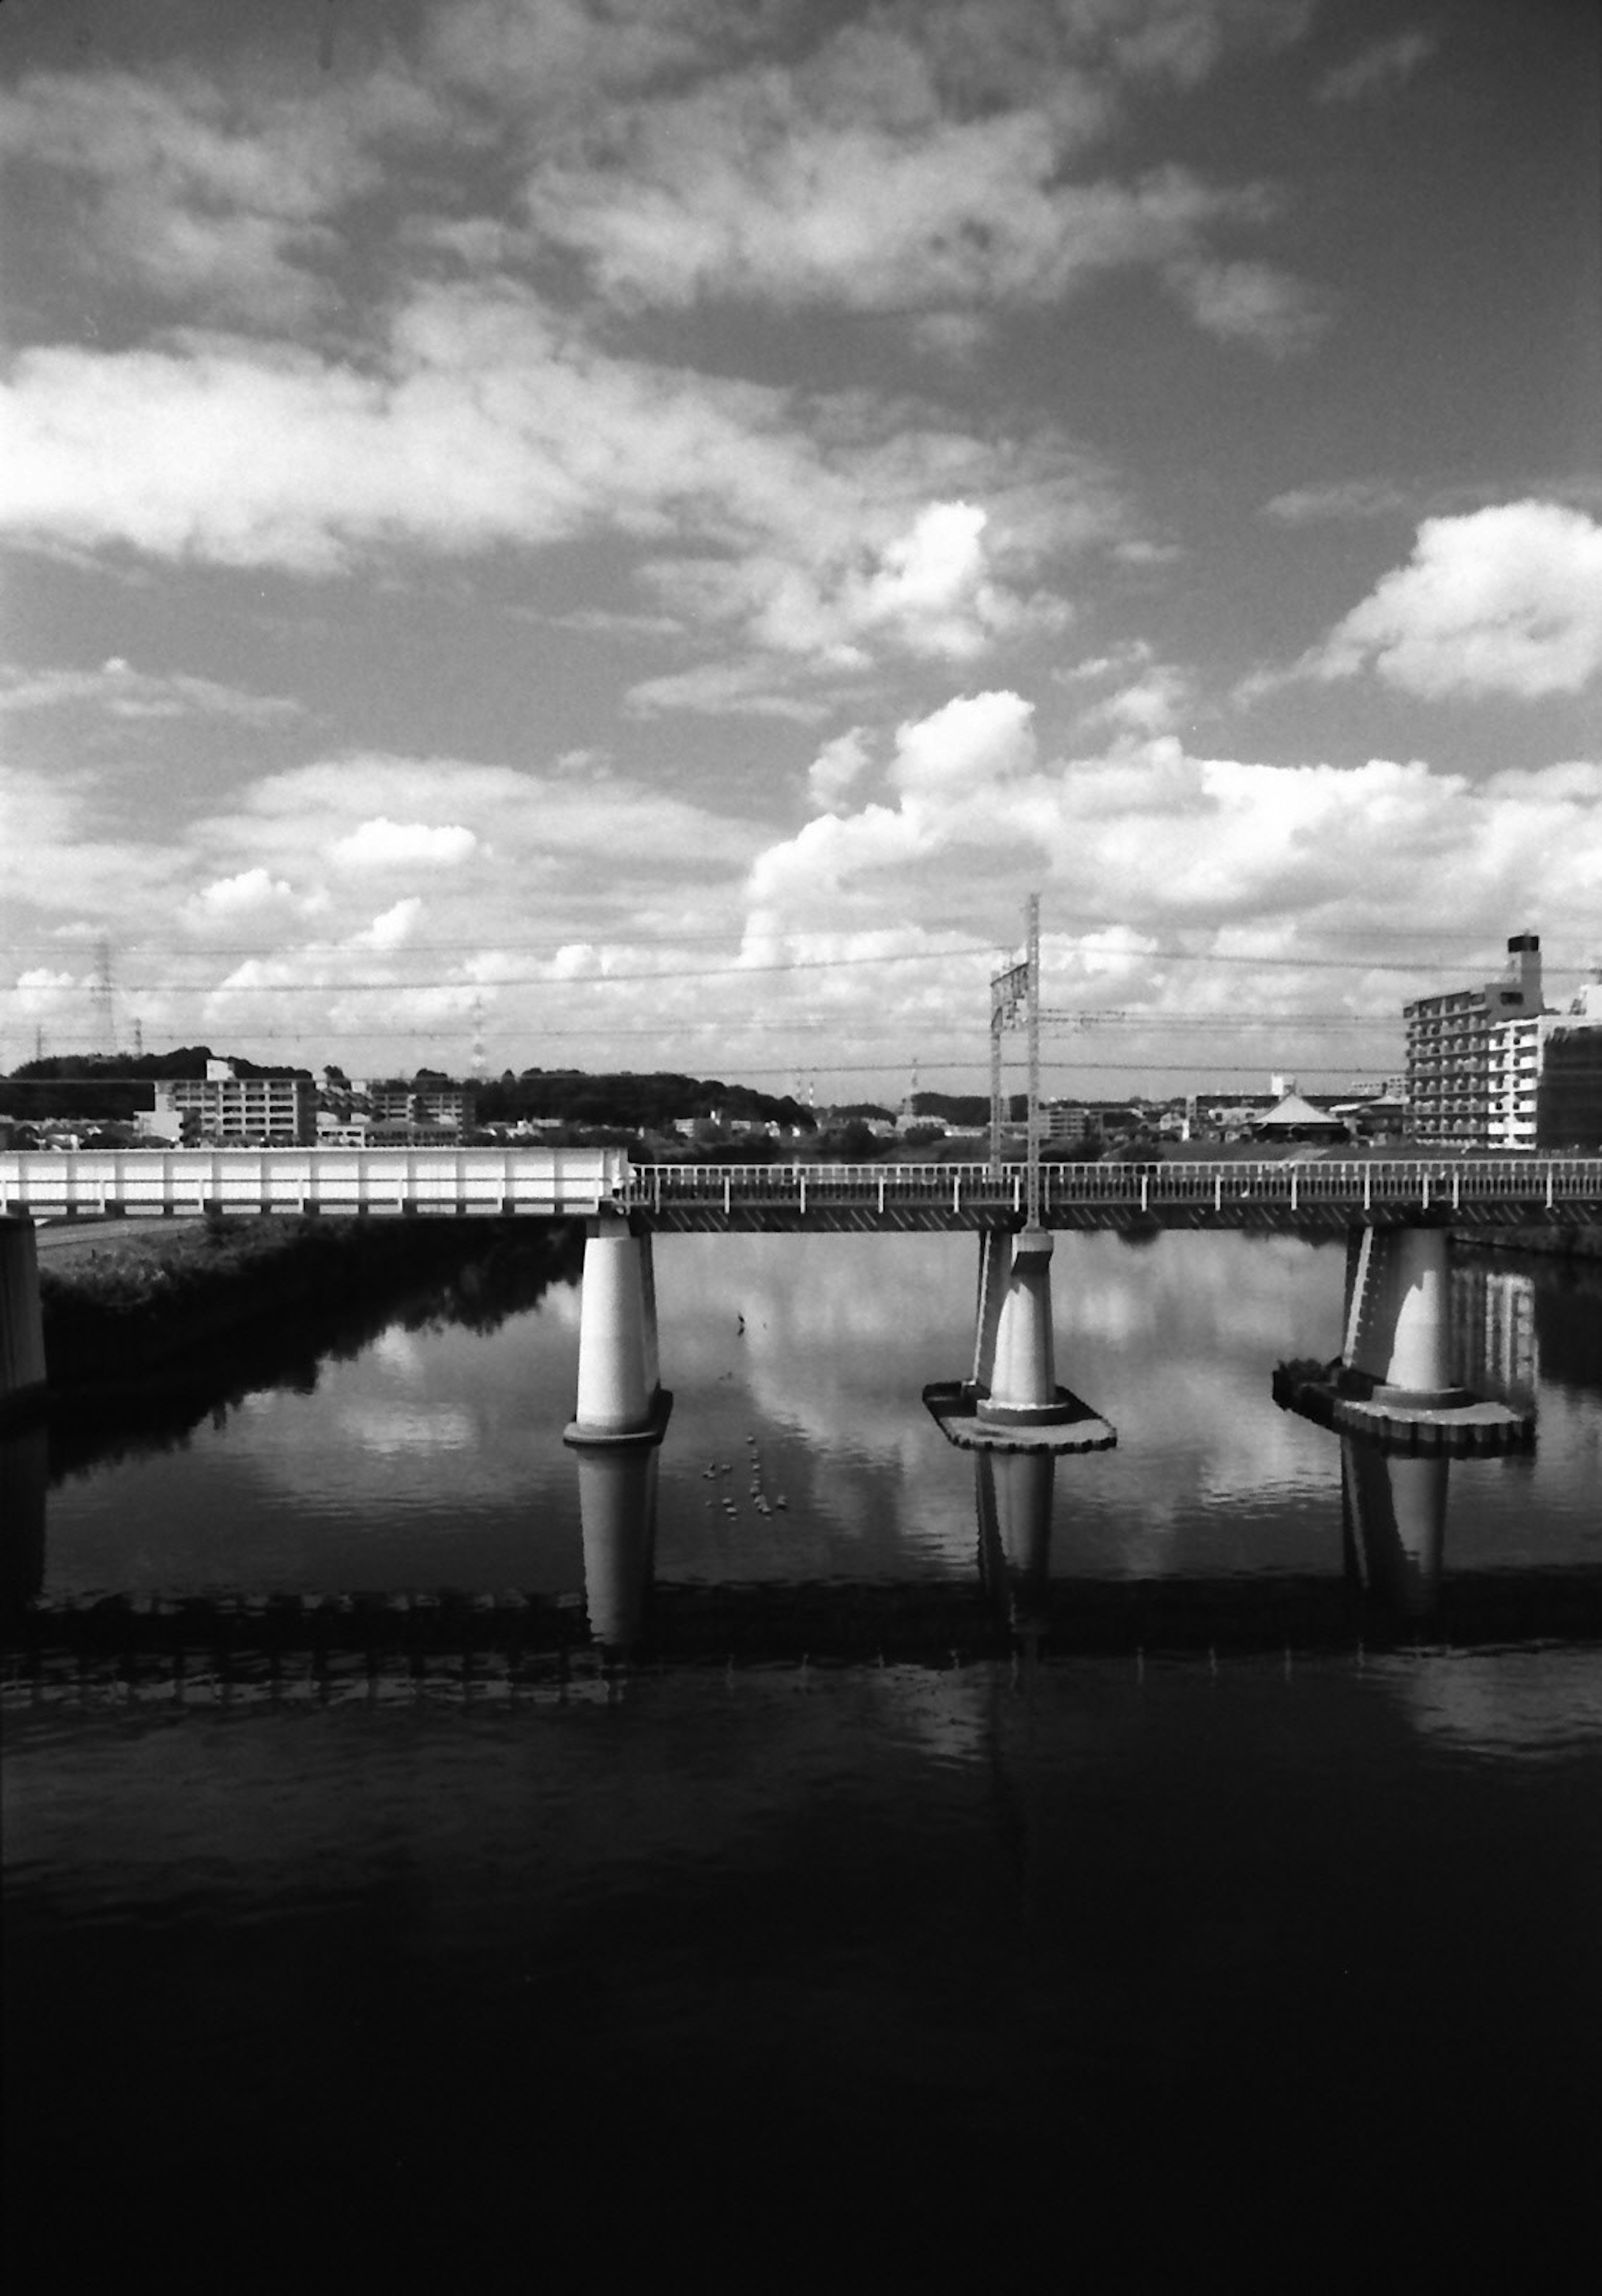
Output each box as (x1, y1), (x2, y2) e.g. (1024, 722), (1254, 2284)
(627, 1157), (1602, 1216)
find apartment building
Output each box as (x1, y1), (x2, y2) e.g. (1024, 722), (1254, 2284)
(151, 1059), (315, 1146)
(366, 1081), (475, 1133)
(1404, 933), (1545, 1147)
(1536, 979), (1602, 1150)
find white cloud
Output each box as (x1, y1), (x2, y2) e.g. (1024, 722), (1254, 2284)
(742, 701), (1602, 1006)
(331, 818), (480, 870)
(1164, 256), (1329, 355)
(0, 282), (1107, 682)
(809, 728), (872, 813)
(1317, 30), (1437, 104)
(0, 658), (302, 723)
(189, 869), (297, 918)
(351, 899), (425, 951)
(1314, 502), (1602, 699)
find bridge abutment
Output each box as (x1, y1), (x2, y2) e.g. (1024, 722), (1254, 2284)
(564, 1212), (672, 1447)
(0, 1218), (47, 1426)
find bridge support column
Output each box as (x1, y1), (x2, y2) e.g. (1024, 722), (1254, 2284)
(980, 1228), (1063, 1426)
(924, 1226), (1115, 1453)
(1344, 1224), (1457, 1402)
(576, 1443), (660, 1653)
(1273, 1221), (1533, 1455)
(564, 1212), (672, 1447)
(0, 1218), (47, 1426)
(969, 1225), (1012, 1394)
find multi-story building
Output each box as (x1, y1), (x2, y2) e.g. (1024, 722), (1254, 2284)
(1536, 979), (1602, 1150)
(1404, 933), (1546, 1147)
(367, 1081), (475, 1134)
(1486, 1011), (1544, 1152)
(151, 1059), (315, 1146)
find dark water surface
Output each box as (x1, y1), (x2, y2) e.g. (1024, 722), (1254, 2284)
(5, 1232), (1600, 2277)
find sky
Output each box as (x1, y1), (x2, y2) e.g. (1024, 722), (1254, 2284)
(2, 0), (1599, 1102)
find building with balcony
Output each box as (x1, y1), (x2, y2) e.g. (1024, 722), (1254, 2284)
(150, 1060), (315, 1147)
(1404, 933), (1547, 1147)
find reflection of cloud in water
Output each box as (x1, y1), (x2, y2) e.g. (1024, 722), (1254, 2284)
(338, 1400), (478, 1456)
(368, 1326), (428, 1381)
(1400, 1653), (1602, 1758)
(655, 1231), (1337, 1568)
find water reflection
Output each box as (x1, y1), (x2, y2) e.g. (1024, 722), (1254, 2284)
(576, 1444), (659, 1653)
(1340, 1440), (1448, 1617)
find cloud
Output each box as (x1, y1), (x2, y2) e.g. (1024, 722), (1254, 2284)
(742, 700), (1602, 1009)
(0, 658), (303, 723)
(187, 868), (298, 919)
(350, 898), (425, 951)
(1262, 478), (1412, 523)
(1164, 256), (1329, 355)
(1317, 30), (1437, 104)
(1312, 502), (1602, 699)
(0, 279), (1111, 684)
(330, 818), (481, 870)
(0, 63), (439, 329)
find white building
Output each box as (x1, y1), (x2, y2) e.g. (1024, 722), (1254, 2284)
(151, 1059), (315, 1146)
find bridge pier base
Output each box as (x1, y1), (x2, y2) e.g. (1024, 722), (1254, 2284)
(926, 1226), (1115, 1454)
(0, 1218), (47, 1428)
(564, 1212), (672, 1448)
(576, 1443), (660, 1652)
(1274, 1221), (1533, 1454)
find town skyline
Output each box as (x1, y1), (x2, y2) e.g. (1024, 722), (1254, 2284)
(3, 0), (1600, 1096)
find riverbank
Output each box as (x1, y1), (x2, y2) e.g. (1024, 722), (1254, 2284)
(37, 1213), (582, 1394)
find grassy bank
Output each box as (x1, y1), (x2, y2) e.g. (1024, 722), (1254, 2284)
(38, 1213), (580, 1389)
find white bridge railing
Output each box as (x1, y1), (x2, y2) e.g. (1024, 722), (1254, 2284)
(0, 1145), (629, 1218)
(630, 1157), (1602, 1217)
(3, 1150), (1599, 1222)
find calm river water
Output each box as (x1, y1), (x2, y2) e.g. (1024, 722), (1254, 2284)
(5, 1229), (1600, 2280)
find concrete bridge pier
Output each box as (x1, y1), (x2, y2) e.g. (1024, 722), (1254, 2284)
(1343, 1224), (1460, 1403)
(1275, 1220), (1533, 1454)
(0, 1218), (47, 1428)
(1341, 1436), (1448, 1618)
(564, 1212), (672, 1447)
(924, 1226), (1115, 1453)
(576, 1443), (660, 1653)
(968, 1224), (1013, 1394)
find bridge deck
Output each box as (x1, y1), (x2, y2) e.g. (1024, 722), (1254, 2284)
(4, 1150), (1599, 1228)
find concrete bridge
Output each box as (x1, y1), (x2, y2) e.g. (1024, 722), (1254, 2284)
(3, 1147), (1600, 1439)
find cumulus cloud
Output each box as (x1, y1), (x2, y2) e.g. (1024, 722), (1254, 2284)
(743, 699), (1602, 993)
(188, 868), (297, 918)
(1313, 502), (1602, 698)
(330, 817), (480, 870)
(0, 280), (1111, 686)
